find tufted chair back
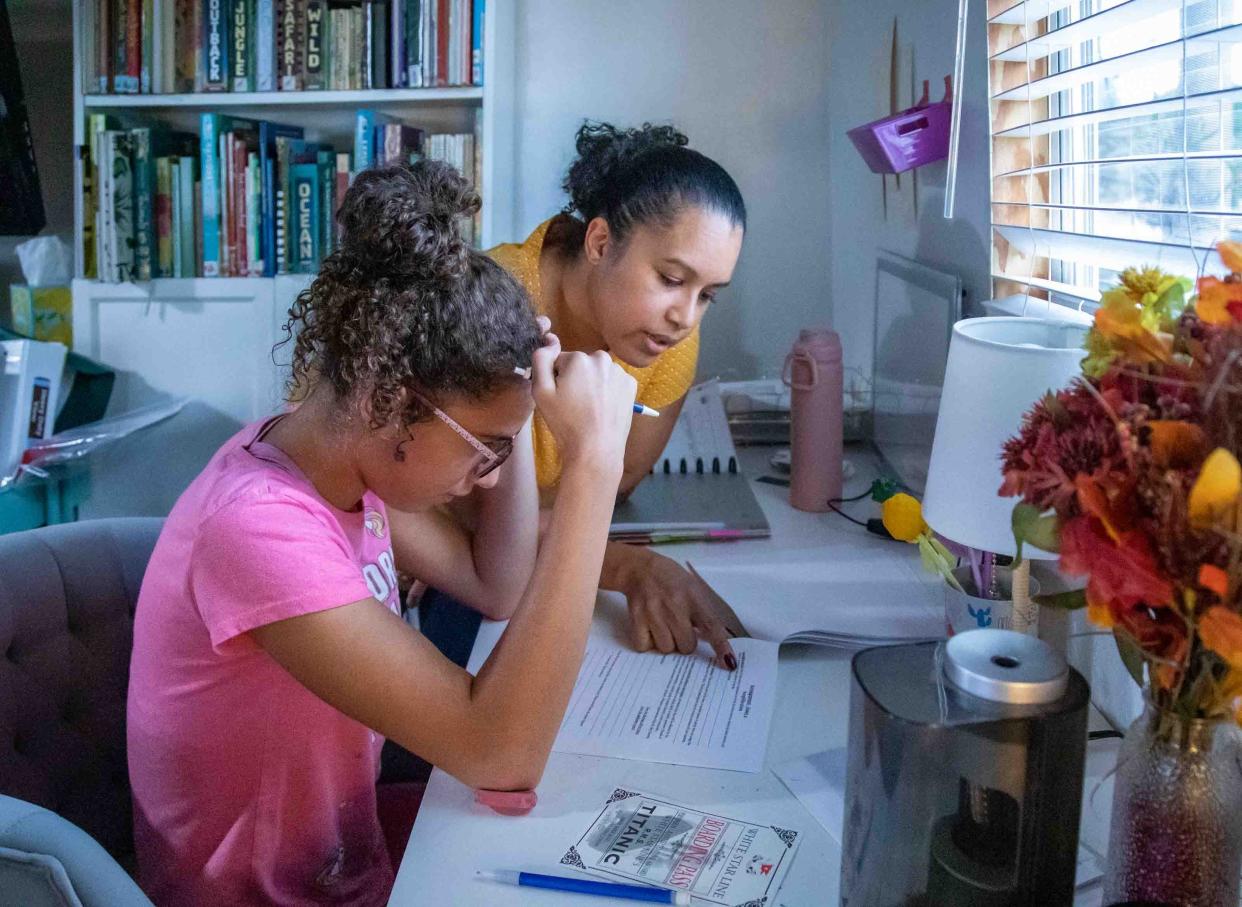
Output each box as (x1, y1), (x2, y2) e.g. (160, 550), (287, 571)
(0, 518), (163, 862)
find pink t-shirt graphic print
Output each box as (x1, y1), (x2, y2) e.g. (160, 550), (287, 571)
(127, 417), (402, 906)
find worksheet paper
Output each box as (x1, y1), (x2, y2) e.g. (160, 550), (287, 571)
(561, 788), (800, 907)
(551, 635), (779, 772)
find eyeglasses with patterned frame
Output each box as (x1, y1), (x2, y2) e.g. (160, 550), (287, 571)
(405, 390), (514, 479)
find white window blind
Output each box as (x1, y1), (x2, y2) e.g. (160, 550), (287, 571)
(989, 0), (1241, 311)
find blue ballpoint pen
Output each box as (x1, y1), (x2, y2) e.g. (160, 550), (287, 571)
(512, 366), (660, 417)
(477, 869), (691, 904)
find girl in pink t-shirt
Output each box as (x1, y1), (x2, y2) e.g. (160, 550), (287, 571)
(127, 161), (638, 906)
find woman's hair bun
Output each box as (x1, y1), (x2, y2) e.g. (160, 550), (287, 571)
(562, 121), (688, 221)
(337, 159), (480, 280)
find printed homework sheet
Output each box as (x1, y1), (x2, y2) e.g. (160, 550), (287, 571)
(560, 788), (800, 906)
(551, 634), (779, 772)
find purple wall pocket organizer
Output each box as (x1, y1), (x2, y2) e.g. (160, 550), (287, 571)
(847, 76), (953, 175)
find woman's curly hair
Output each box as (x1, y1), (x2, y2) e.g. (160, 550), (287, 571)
(282, 160), (541, 429)
(558, 121), (746, 247)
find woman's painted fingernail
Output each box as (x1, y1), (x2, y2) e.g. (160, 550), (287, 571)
(724, 654), (738, 671)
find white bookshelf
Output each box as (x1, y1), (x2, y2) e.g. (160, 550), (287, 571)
(68, 0), (516, 427)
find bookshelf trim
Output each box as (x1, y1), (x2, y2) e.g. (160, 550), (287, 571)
(83, 87), (484, 109)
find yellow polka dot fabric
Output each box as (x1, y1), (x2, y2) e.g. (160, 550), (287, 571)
(489, 218), (700, 489)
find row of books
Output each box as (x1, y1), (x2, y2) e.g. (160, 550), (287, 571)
(83, 0), (483, 96)
(83, 109), (482, 282)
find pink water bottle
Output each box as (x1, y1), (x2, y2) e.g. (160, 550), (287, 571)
(783, 328), (844, 512)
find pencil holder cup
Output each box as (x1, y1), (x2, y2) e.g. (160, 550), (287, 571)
(943, 565), (1040, 637)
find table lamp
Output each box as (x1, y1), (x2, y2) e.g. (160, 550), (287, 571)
(922, 317), (1089, 633)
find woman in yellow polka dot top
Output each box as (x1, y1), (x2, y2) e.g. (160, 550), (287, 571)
(489, 121), (747, 663)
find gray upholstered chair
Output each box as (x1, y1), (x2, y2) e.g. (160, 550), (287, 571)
(0, 518), (163, 906)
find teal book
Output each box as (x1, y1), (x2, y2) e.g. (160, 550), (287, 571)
(353, 109), (395, 172)
(317, 148), (333, 259)
(200, 114), (258, 276)
(291, 161), (320, 273)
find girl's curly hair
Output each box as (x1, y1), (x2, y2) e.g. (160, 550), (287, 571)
(558, 121), (746, 247)
(282, 160), (541, 429)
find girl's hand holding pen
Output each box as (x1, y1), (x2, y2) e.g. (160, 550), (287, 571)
(529, 336), (636, 479)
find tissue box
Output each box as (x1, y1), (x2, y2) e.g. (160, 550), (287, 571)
(9, 285), (72, 346)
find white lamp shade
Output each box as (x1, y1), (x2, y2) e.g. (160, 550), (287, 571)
(922, 317), (1089, 558)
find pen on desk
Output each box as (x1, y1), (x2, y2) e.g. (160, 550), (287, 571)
(513, 366), (660, 417)
(477, 870), (691, 905)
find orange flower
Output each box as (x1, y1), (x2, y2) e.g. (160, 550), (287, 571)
(1188, 448), (1242, 529)
(1218, 240), (1242, 273)
(1200, 564), (1230, 599)
(1200, 606), (1242, 670)
(1195, 276), (1242, 326)
(1146, 421), (1208, 469)
(1087, 595), (1116, 629)
(1093, 295), (1173, 364)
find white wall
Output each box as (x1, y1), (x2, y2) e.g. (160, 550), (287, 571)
(510, 0), (835, 381)
(825, 0), (992, 379)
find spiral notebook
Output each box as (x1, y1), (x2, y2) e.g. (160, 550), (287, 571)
(610, 380), (771, 543)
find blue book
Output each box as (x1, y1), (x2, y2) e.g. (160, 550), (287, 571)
(471, 0), (483, 85)
(354, 110), (378, 172)
(353, 109), (397, 172)
(291, 162), (320, 273)
(256, 0), (276, 90)
(200, 114), (259, 277)
(258, 120), (303, 276)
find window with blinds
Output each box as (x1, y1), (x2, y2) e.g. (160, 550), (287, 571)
(988, 0), (1241, 312)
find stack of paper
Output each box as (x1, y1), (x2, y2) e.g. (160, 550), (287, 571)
(552, 632), (779, 773)
(688, 548), (945, 649)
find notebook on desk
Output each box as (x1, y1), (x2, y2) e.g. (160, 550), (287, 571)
(609, 380), (771, 543)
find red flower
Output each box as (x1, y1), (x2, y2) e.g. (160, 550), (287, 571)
(1000, 384), (1130, 516)
(1059, 515), (1175, 617)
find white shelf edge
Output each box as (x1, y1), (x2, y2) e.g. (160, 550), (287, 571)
(83, 87), (483, 109)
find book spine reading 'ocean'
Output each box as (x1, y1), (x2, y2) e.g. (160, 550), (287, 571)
(292, 162), (319, 273)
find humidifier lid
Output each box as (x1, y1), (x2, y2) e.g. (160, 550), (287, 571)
(943, 629), (1068, 705)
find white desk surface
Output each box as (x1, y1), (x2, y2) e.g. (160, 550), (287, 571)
(390, 448), (1110, 906)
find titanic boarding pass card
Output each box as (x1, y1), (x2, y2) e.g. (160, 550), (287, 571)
(560, 788), (800, 906)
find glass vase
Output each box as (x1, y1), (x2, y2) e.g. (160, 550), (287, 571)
(1104, 700), (1242, 907)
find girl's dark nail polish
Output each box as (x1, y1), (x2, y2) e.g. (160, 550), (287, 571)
(724, 653), (738, 671)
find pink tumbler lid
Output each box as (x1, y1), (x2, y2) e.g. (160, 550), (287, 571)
(796, 328), (842, 360)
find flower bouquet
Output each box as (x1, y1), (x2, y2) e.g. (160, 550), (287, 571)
(999, 243), (1242, 906)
